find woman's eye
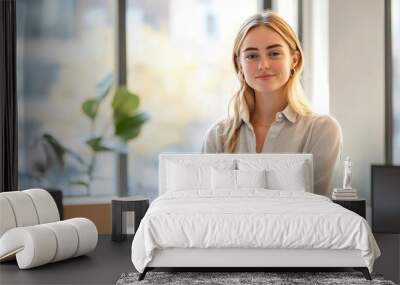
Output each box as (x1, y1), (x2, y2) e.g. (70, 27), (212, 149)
(269, 51), (281, 57)
(245, 54), (258, 60)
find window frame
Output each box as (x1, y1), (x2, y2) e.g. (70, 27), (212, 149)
(385, 0), (393, 164)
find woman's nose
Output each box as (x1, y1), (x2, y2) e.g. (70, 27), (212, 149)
(258, 57), (270, 70)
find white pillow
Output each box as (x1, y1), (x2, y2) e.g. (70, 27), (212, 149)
(211, 169), (268, 190)
(236, 169), (267, 189)
(167, 162), (210, 191)
(267, 164), (306, 191)
(237, 159), (308, 191)
(211, 168), (236, 190)
(167, 160), (235, 192)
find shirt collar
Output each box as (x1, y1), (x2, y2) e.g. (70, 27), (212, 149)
(239, 105), (251, 126)
(281, 104), (298, 123)
(240, 104), (298, 126)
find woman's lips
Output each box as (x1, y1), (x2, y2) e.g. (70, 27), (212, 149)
(256, 75), (275, 80)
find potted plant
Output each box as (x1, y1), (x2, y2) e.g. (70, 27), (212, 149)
(28, 74), (150, 196)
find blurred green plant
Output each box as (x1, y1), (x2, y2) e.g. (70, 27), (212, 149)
(30, 74), (150, 195)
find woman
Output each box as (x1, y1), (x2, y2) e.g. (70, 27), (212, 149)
(202, 11), (342, 198)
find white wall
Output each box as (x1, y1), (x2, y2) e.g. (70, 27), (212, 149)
(329, 0), (385, 210)
(329, 3), (400, 282)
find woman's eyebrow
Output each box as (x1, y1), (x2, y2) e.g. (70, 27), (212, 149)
(242, 44), (283, 52)
(266, 44), (283, 50)
(242, 47), (258, 52)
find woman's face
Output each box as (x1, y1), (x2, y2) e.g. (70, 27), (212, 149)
(238, 25), (299, 96)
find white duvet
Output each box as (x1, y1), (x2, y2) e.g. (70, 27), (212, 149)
(131, 190), (380, 273)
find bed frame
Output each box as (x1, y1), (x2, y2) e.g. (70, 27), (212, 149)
(138, 154), (372, 281)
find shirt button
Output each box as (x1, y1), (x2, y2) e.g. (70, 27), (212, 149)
(276, 113), (283, 121)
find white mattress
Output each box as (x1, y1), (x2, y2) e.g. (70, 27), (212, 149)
(131, 190), (380, 273)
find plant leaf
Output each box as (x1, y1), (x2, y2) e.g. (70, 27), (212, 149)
(82, 99), (99, 120)
(86, 136), (113, 152)
(115, 112), (150, 141)
(69, 180), (89, 188)
(32, 160), (47, 175)
(112, 87), (140, 122)
(64, 149), (86, 166)
(82, 74), (113, 121)
(42, 133), (67, 166)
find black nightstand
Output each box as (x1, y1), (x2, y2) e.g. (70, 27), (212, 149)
(332, 199), (366, 218)
(112, 197), (149, 242)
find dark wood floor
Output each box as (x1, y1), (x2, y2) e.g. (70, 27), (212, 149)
(1, 234), (398, 284)
(0, 235), (134, 285)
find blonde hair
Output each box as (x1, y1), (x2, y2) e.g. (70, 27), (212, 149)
(224, 11), (311, 152)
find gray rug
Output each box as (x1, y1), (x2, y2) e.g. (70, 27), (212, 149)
(116, 271), (396, 285)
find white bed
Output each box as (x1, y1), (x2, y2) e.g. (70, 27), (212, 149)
(131, 154), (380, 280)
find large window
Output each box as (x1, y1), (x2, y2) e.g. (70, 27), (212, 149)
(17, 0), (260, 199)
